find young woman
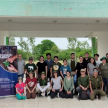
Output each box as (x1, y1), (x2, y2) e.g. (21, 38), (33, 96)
(15, 77), (26, 100)
(87, 57), (98, 76)
(50, 71), (65, 98)
(36, 56), (47, 78)
(63, 71), (74, 98)
(25, 72), (37, 99)
(99, 57), (108, 96)
(75, 56), (86, 79)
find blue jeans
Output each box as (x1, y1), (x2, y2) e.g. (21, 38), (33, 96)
(102, 78), (108, 95)
(18, 74), (24, 79)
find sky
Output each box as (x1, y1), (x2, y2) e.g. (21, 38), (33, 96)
(15, 37), (91, 50)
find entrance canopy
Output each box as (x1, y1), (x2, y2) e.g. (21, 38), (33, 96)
(0, 16), (108, 58)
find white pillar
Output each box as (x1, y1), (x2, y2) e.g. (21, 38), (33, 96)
(94, 32), (108, 58)
(0, 31), (9, 45)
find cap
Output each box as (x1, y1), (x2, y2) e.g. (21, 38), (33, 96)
(80, 69), (85, 72)
(18, 77), (22, 80)
(29, 57), (33, 60)
(53, 71), (58, 74)
(41, 71), (46, 75)
(100, 57), (107, 61)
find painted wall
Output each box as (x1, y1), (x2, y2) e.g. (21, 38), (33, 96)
(0, 0), (108, 17)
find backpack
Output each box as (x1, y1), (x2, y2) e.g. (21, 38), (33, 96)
(79, 90), (89, 100)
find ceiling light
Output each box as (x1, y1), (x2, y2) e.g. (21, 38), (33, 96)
(53, 20), (57, 23)
(8, 19), (13, 22)
(95, 20), (100, 23)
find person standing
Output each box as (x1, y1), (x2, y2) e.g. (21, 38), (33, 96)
(60, 59), (71, 79)
(76, 56), (86, 79)
(83, 52), (90, 74)
(25, 57), (37, 78)
(45, 53), (54, 79)
(89, 68), (106, 100)
(36, 56), (47, 78)
(99, 57), (108, 96)
(106, 53), (108, 63)
(18, 54), (25, 79)
(67, 53), (77, 76)
(25, 72), (37, 99)
(87, 57), (98, 76)
(64, 71), (74, 98)
(94, 54), (102, 67)
(50, 56), (61, 77)
(76, 69), (90, 99)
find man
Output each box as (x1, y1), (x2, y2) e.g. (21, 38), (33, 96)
(60, 59), (71, 79)
(76, 69), (90, 99)
(106, 53), (108, 63)
(36, 72), (51, 96)
(89, 68), (106, 100)
(67, 53), (77, 76)
(50, 56), (61, 77)
(45, 53), (54, 79)
(18, 54), (25, 79)
(94, 54), (102, 67)
(25, 57), (37, 78)
(83, 52), (90, 74)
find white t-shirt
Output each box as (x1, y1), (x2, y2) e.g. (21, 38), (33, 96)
(96, 60), (102, 67)
(51, 76), (62, 90)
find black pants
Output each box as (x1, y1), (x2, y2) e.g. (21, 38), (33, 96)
(51, 90), (65, 99)
(65, 91), (73, 98)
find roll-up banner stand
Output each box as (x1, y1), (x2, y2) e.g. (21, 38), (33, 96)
(0, 46), (18, 97)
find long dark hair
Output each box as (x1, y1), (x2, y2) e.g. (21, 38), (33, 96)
(90, 57), (96, 66)
(53, 72), (59, 78)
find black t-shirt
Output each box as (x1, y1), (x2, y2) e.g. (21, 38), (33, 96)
(83, 58), (90, 68)
(37, 62), (47, 74)
(75, 62), (86, 78)
(51, 62), (61, 75)
(25, 63), (37, 77)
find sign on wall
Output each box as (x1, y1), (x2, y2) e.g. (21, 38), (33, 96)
(0, 46), (18, 96)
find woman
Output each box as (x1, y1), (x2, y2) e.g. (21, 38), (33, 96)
(51, 71), (65, 98)
(75, 56), (86, 79)
(87, 57), (98, 76)
(15, 77), (26, 100)
(99, 57), (108, 96)
(64, 71), (74, 98)
(25, 72), (37, 99)
(37, 56), (47, 78)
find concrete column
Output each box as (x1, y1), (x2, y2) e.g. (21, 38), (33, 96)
(94, 32), (108, 58)
(0, 31), (9, 45)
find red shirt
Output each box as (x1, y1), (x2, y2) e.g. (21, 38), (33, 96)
(25, 77), (37, 88)
(15, 83), (25, 94)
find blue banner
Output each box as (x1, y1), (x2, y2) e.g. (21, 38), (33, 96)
(0, 46), (18, 96)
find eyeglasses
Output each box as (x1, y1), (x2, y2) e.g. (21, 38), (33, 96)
(94, 71), (98, 72)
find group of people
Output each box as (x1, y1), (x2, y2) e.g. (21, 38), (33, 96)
(15, 52), (108, 100)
